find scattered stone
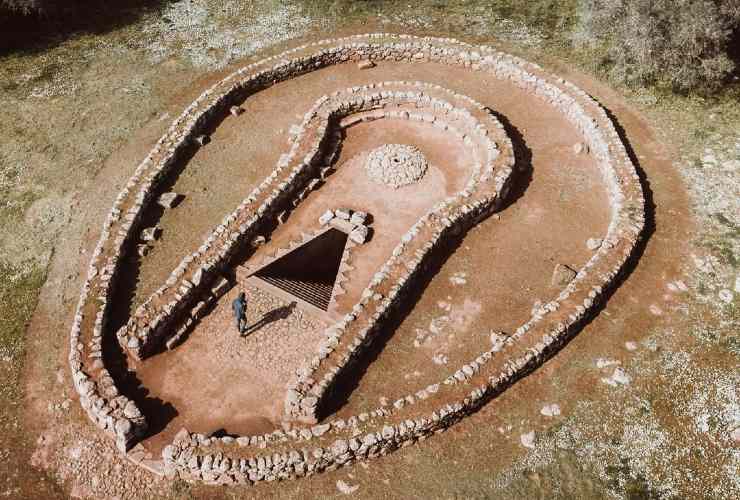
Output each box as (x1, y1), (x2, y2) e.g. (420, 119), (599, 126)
(731, 427), (740, 443)
(350, 211), (367, 226)
(337, 479), (359, 495)
(718, 289), (734, 303)
(586, 238), (603, 251)
(432, 353), (448, 365)
(357, 59), (375, 70)
(573, 142), (588, 155)
(211, 277), (230, 297)
(551, 264), (577, 287)
(229, 105), (244, 116)
(193, 134), (210, 146)
(366, 144), (428, 188)
(335, 208), (352, 220)
(349, 225), (369, 244)
(540, 403), (561, 417)
(330, 217), (355, 233)
(520, 430), (536, 448)
(319, 210), (334, 225)
(137, 244), (150, 257)
(735, 275), (740, 293)
(649, 304), (663, 316)
(140, 226), (161, 242)
(625, 341), (638, 351)
(449, 271), (467, 286)
(251, 235), (266, 248)
(595, 358), (620, 369)
(667, 280), (688, 292)
(157, 192), (181, 209)
(602, 367), (631, 386)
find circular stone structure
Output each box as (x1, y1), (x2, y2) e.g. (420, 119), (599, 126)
(66, 33), (646, 487)
(365, 143), (429, 188)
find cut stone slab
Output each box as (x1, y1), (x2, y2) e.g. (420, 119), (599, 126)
(551, 264), (577, 288)
(319, 210), (334, 226)
(141, 226), (161, 242)
(330, 218), (354, 233)
(193, 134), (210, 146)
(357, 59), (375, 70)
(157, 192), (182, 209)
(349, 225), (369, 244)
(251, 235), (266, 248)
(350, 211), (367, 226)
(586, 237), (603, 251)
(211, 277), (230, 298)
(335, 208), (352, 220)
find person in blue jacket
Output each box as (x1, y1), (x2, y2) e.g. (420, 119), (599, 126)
(232, 291), (247, 334)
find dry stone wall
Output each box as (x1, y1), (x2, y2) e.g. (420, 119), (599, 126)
(68, 33), (645, 480)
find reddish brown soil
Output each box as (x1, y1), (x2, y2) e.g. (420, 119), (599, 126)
(20, 34), (695, 500)
(124, 58), (613, 454)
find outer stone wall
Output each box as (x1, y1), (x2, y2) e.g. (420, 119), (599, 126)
(68, 33), (645, 481)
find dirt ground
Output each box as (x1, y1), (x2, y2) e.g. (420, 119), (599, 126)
(8, 12), (737, 500)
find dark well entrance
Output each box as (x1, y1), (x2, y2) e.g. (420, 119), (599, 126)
(253, 228), (348, 311)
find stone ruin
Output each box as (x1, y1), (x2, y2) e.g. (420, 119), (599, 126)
(67, 33), (645, 486)
(365, 144), (429, 188)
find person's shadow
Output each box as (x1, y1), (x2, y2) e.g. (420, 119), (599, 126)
(242, 301), (297, 336)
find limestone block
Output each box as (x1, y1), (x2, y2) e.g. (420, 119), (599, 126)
(335, 208), (352, 220)
(211, 277), (230, 298)
(140, 226), (161, 242)
(350, 211), (368, 226)
(156, 193), (178, 210)
(358, 59), (375, 70)
(319, 210), (334, 225)
(349, 225), (369, 244)
(194, 135), (210, 146)
(551, 264), (577, 288)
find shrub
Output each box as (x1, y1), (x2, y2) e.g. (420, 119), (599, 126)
(1, 0), (52, 15)
(574, 0), (740, 93)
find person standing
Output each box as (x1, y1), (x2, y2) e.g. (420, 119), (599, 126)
(232, 291), (247, 334)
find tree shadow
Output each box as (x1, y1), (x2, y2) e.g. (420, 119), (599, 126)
(0, 1), (172, 56)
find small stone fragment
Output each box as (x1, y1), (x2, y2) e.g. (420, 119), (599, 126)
(520, 430), (536, 448)
(350, 211), (367, 226)
(335, 208), (352, 220)
(586, 238), (603, 251)
(357, 59), (375, 70)
(718, 289), (734, 303)
(251, 235), (266, 248)
(230, 105), (244, 116)
(551, 264), (577, 287)
(540, 403), (561, 417)
(319, 210), (334, 225)
(137, 244), (150, 257)
(194, 134), (210, 146)
(141, 226), (161, 242)
(157, 192), (181, 209)
(349, 225), (369, 244)
(337, 479), (359, 494)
